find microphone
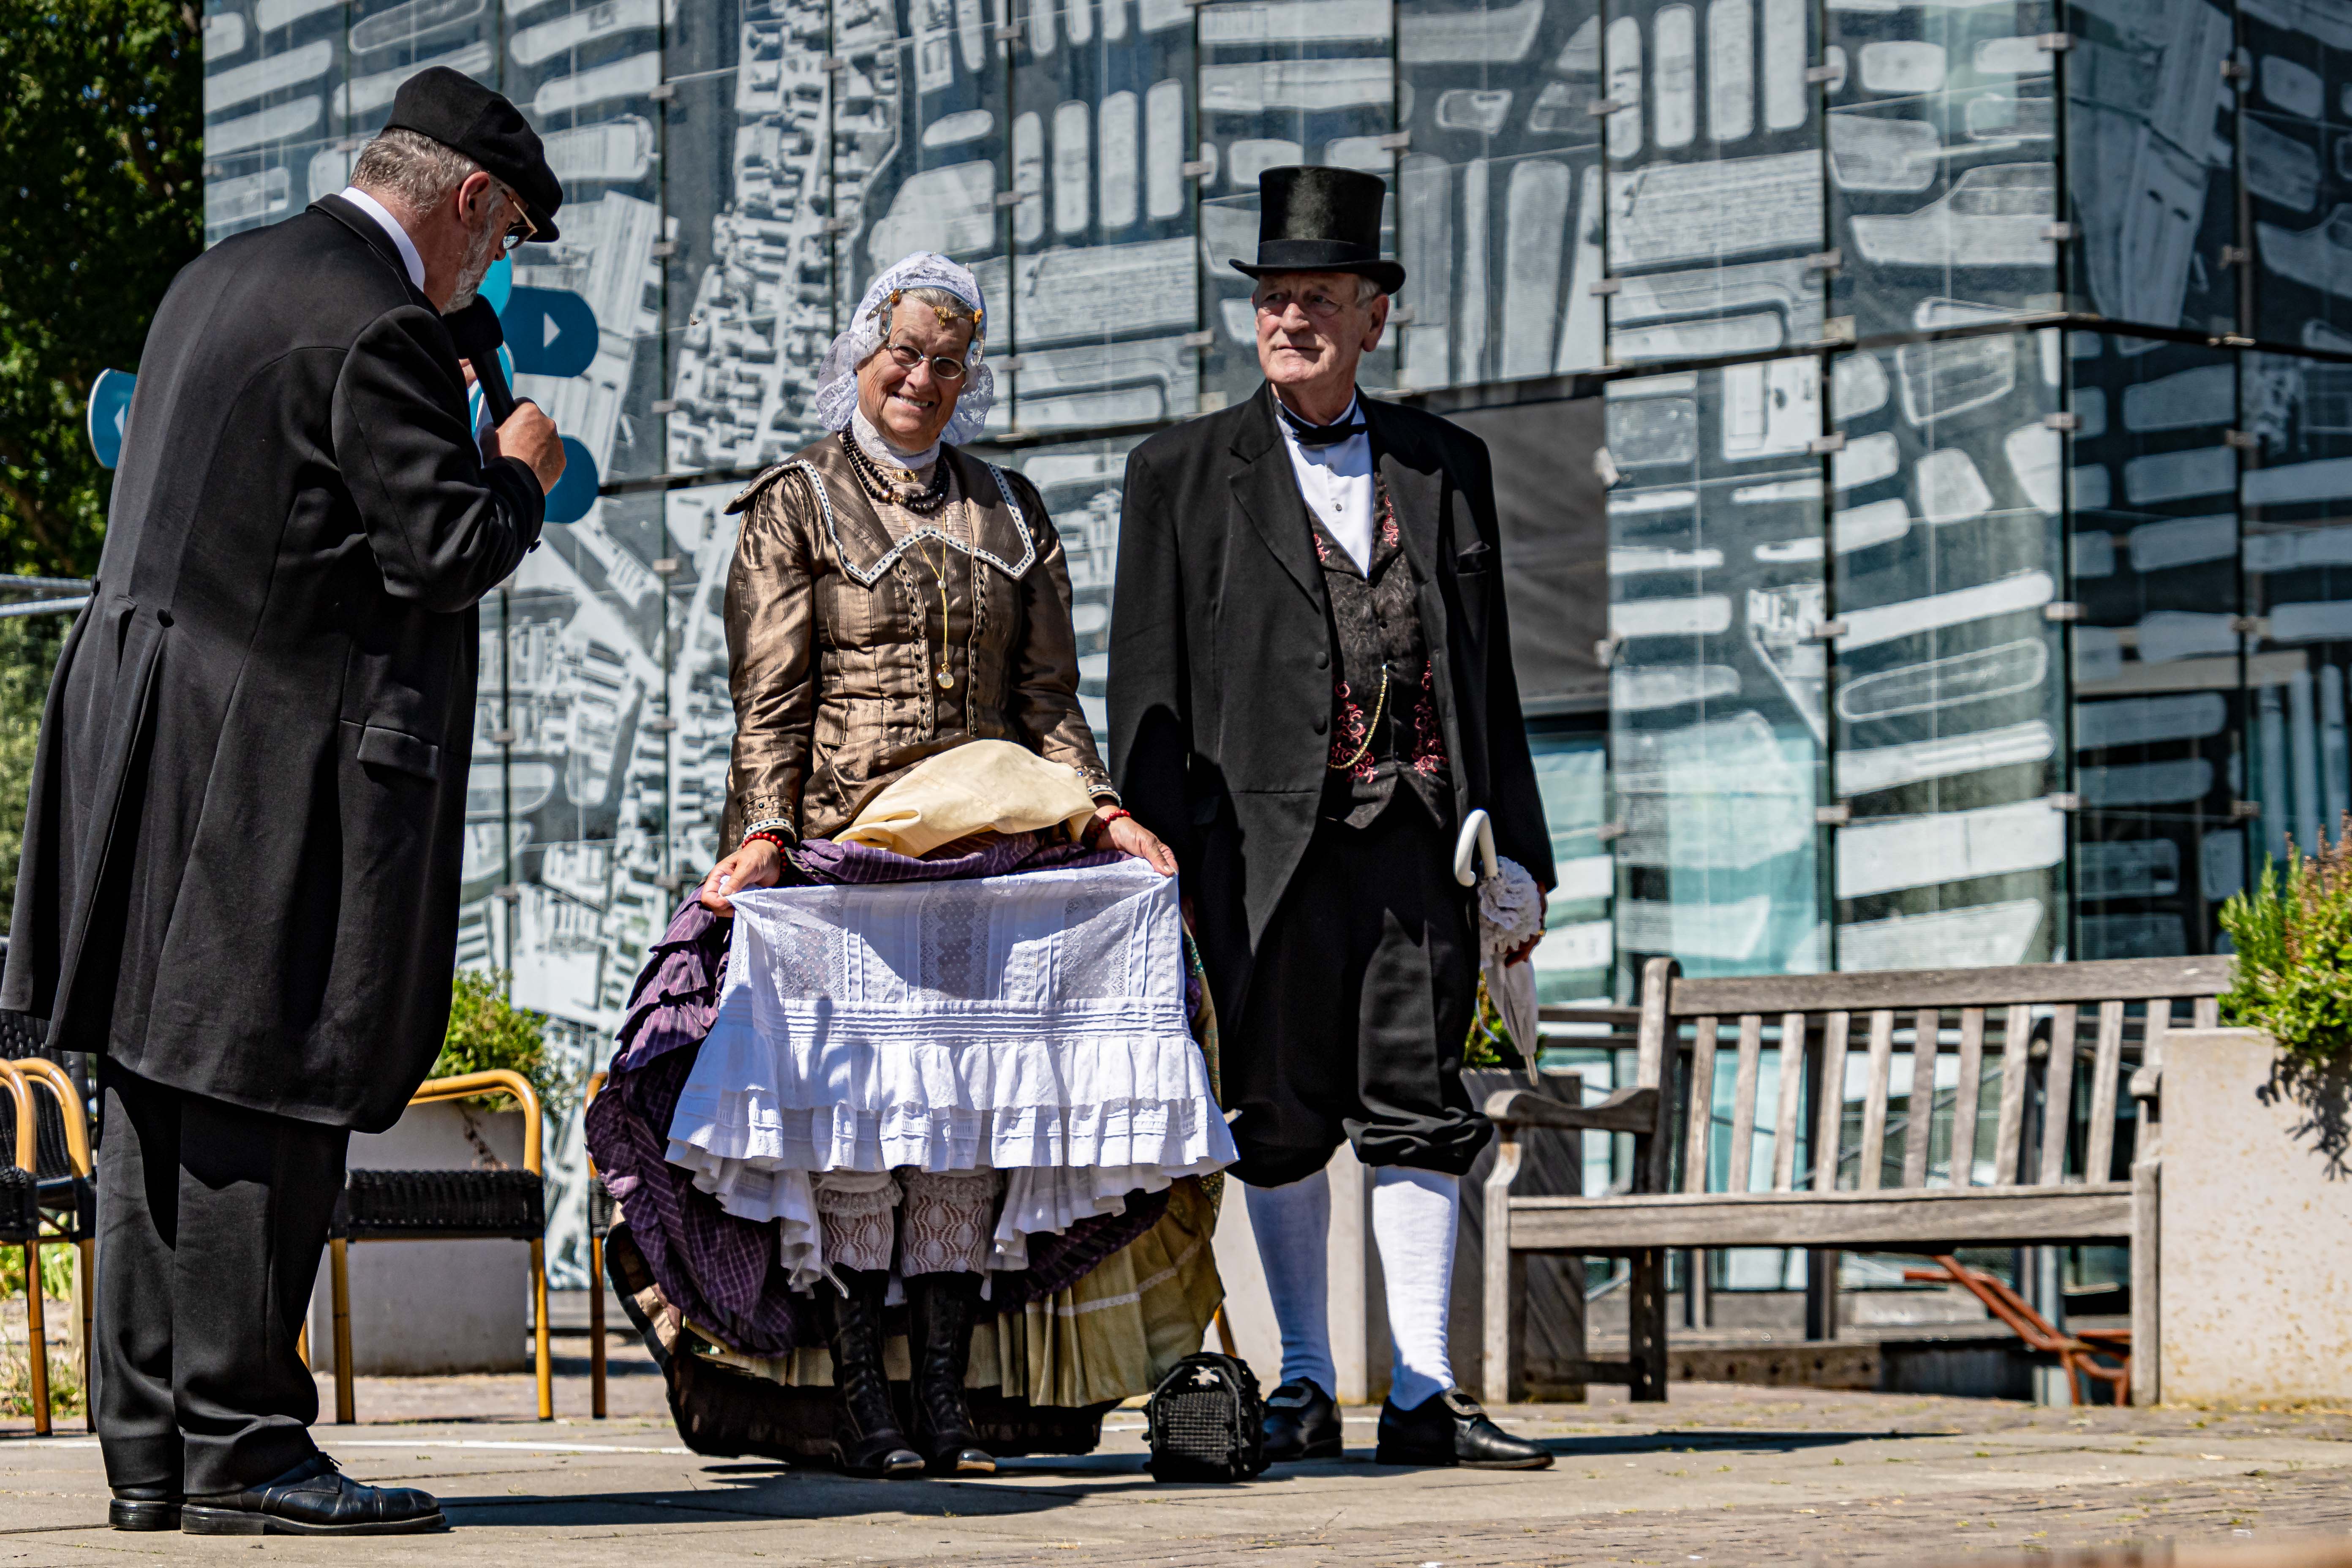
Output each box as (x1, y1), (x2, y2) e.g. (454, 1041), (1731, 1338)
(447, 298), (520, 424)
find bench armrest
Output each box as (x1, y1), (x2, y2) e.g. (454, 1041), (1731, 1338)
(1484, 1085), (1661, 1135)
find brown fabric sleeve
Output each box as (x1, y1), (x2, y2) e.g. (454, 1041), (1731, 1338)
(721, 471), (820, 847)
(1002, 470), (1115, 800)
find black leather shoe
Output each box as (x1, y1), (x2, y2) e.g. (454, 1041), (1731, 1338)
(181, 1454), (448, 1535)
(907, 1271), (996, 1475)
(822, 1267), (925, 1479)
(108, 1486), (182, 1532)
(1261, 1379), (1343, 1462)
(1373, 1388), (1552, 1470)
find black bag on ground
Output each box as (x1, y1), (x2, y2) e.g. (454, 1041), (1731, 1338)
(1145, 1352), (1268, 1482)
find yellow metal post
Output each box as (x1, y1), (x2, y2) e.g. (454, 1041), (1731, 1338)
(330, 1238), (354, 1424)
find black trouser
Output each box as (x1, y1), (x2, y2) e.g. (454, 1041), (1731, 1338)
(95, 1060), (348, 1496)
(1225, 793), (1488, 1188)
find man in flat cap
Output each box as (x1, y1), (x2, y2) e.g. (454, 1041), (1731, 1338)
(1109, 166), (1555, 1470)
(3, 68), (567, 1535)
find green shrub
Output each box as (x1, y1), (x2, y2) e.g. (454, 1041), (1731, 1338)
(2218, 825), (2352, 1063)
(430, 970), (560, 1110)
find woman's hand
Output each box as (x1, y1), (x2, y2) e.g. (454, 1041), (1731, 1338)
(1505, 889), (1549, 966)
(699, 837), (786, 915)
(1091, 806), (1176, 877)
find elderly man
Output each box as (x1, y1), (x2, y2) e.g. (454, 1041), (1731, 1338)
(2, 69), (564, 1535)
(1109, 166), (1555, 1470)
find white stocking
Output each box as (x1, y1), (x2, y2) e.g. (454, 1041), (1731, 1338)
(814, 1169), (898, 1273)
(1243, 1170), (1335, 1399)
(897, 1168), (1002, 1275)
(1372, 1165), (1458, 1410)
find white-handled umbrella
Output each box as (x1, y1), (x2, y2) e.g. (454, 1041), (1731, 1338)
(1454, 808), (1543, 1069)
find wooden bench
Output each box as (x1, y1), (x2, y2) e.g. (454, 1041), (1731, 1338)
(1481, 954), (2231, 1405)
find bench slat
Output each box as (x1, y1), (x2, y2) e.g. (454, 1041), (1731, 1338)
(1949, 1007), (1985, 1188)
(1771, 1011), (1805, 1193)
(2039, 1004), (2080, 1184)
(1857, 1010), (1896, 1192)
(1666, 954), (2231, 1015)
(1726, 1015), (1763, 1195)
(1685, 1016), (1720, 1194)
(1902, 1008), (1939, 1190)
(1993, 1004), (2032, 1186)
(1484, 1086), (1661, 1135)
(1504, 1183), (2137, 1252)
(2084, 1000), (2126, 1183)
(2194, 994), (2219, 1029)
(1637, 958), (1677, 1196)
(2138, 997), (2172, 1163)
(1813, 1010), (1851, 1194)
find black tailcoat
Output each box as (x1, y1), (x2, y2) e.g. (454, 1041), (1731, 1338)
(1, 196), (544, 1132)
(1108, 384), (1553, 1032)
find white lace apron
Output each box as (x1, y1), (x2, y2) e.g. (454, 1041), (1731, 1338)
(664, 860), (1235, 1290)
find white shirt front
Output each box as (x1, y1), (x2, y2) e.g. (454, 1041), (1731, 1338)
(337, 186), (426, 292)
(1275, 391), (1375, 574)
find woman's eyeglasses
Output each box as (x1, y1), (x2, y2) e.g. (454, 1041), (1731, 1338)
(885, 341), (969, 383)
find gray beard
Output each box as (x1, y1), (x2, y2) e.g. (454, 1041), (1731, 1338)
(441, 213), (503, 313)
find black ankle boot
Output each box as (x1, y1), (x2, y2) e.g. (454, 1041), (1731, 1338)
(906, 1271), (995, 1475)
(822, 1268), (924, 1478)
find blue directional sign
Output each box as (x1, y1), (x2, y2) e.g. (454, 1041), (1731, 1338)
(502, 286), (598, 380)
(87, 369), (135, 468)
(543, 436), (599, 525)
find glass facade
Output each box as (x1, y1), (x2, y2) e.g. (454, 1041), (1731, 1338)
(206, 0), (2351, 1283)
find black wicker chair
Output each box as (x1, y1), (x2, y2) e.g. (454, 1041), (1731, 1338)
(326, 1070), (551, 1422)
(0, 1060), (53, 1433)
(2, 1053), (92, 1435)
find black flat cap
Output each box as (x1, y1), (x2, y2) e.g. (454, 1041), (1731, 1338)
(385, 67), (563, 243)
(1231, 165), (1403, 294)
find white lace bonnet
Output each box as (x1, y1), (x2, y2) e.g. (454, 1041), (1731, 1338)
(809, 252), (994, 445)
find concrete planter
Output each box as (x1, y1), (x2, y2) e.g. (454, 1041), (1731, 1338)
(2157, 1027), (2352, 1405)
(305, 1100), (531, 1377)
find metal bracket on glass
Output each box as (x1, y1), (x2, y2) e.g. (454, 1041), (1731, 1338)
(1806, 432), (1846, 455)
(1821, 316), (1856, 344)
(1593, 635), (1620, 668)
(2220, 245), (2251, 267)
(1586, 96), (1631, 116)
(2046, 792), (2082, 813)
(994, 190), (1026, 207)
(819, 55), (846, 71)
(1804, 62), (1838, 83)
(2034, 32), (2074, 50)
(644, 716), (678, 734)
(2042, 412), (2081, 432)
(2221, 58), (2250, 82)
(2231, 800), (2263, 820)
(651, 399), (680, 415)
(2224, 429), (2260, 451)
(647, 82), (676, 101)
(1801, 248), (1842, 274)
(1814, 804), (1851, 827)
(1180, 159), (1215, 179)
(2043, 601), (2082, 622)
(1181, 329), (1217, 348)
(825, 216), (858, 233)
(1388, 306), (1416, 325)
(1801, 617), (1847, 642)
(992, 21), (1021, 37)
(1587, 278), (1622, 296)
(993, 355), (1025, 373)
(490, 729), (516, 746)
(2230, 613), (2265, 634)
(497, 885), (523, 904)
(1595, 820), (1630, 844)
(650, 241), (678, 259)
(653, 557), (681, 575)
(1377, 131), (1412, 150)
(2040, 222), (2077, 242)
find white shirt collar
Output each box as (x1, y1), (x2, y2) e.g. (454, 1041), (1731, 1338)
(1274, 391), (1365, 456)
(337, 186), (426, 292)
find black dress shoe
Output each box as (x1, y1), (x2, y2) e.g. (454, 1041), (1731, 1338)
(1261, 1379), (1343, 1462)
(1373, 1388), (1552, 1470)
(181, 1454), (448, 1535)
(108, 1486), (182, 1532)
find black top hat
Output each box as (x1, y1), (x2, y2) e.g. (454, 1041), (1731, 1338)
(385, 67), (564, 243)
(1230, 166), (1404, 295)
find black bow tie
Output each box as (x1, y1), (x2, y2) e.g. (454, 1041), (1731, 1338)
(1279, 407), (1366, 448)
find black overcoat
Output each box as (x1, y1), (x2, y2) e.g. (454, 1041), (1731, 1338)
(1107, 383), (1554, 1030)
(0, 196), (545, 1132)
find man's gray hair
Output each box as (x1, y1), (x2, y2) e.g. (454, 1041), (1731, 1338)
(350, 127), (483, 216)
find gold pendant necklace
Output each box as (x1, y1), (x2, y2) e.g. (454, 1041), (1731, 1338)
(925, 535), (956, 690)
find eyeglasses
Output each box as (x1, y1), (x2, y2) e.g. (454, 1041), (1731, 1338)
(501, 197), (539, 256)
(1253, 286), (1353, 321)
(885, 340), (969, 383)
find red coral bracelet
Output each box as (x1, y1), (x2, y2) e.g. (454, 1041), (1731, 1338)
(743, 830), (788, 852)
(1083, 807), (1132, 848)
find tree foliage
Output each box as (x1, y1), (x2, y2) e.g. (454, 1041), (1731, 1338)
(433, 969), (562, 1109)
(0, 0), (202, 578)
